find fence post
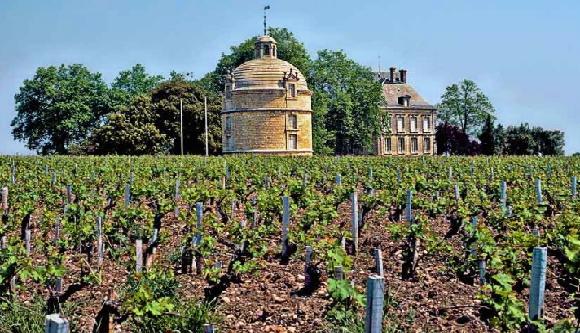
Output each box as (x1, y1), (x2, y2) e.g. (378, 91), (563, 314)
(351, 192), (359, 254)
(281, 196), (290, 257)
(572, 176), (577, 199)
(529, 247), (547, 321)
(45, 313), (69, 333)
(365, 275), (385, 333)
(373, 248), (384, 277)
(405, 190), (413, 223)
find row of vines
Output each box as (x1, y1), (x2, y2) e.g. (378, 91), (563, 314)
(0, 156), (578, 332)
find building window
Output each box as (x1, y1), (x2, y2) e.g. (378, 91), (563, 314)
(410, 117), (417, 132)
(424, 137), (431, 153)
(423, 117), (431, 132)
(226, 135), (233, 150)
(288, 83), (297, 98)
(397, 116), (404, 133)
(398, 137), (405, 154)
(288, 114), (298, 129)
(411, 137), (418, 153)
(385, 137), (392, 153)
(288, 134), (298, 150)
(225, 116), (232, 132)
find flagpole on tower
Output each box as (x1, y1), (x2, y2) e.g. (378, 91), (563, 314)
(264, 5), (270, 35)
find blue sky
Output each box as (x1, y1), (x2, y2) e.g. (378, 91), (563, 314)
(1, 0), (579, 154)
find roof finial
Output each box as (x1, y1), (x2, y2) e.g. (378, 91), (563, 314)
(264, 5), (271, 35)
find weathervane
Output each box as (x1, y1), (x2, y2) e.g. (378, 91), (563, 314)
(264, 5), (270, 35)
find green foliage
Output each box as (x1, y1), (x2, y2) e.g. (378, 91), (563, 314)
(503, 123), (565, 156)
(438, 79), (495, 136)
(90, 94), (171, 155)
(11, 64), (110, 154)
(480, 273), (527, 331)
(151, 77), (222, 155)
(310, 50), (382, 154)
(110, 64), (164, 107)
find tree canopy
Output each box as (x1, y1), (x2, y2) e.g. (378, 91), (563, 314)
(438, 80), (495, 136)
(310, 50), (383, 155)
(11, 64), (110, 154)
(110, 64), (164, 107)
(90, 94), (170, 155)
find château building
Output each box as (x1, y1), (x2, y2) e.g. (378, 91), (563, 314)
(221, 35), (313, 155)
(375, 67), (437, 156)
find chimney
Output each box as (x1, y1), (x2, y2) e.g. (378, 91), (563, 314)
(389, 67), (396, 83)
(400, 69), (407, 83)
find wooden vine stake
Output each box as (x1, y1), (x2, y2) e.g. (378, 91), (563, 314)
(194, 202), (204, 274)
(203, 324), (216, 333)
(365, 275), (385, 333)
(97, 216), (104, 267)
(478, 260), (487, 285)
(500, 181), (507, 212)
(405, 190), (413, 223)
(529, 247), (547, 320)
(174, 179), (181, 216)
(45, 313), (69, 333)
(535, 179), (543, 205)
(373, 248), (384, 277)
(304, 246), (313, 287)
(25, 229), (31, 255)
(1, 187), (8, 213)
(135, 239), (143, 273)
(281, 196), (290, 258)
(66, 185), (73, 204)
(335, 174), (342, 186)
(351, 192), (359, 254)
(333, 266), (344, 280)
(571, 176), (577, 199)
(124, 183), (131, 206)
(454, 184), (460, 202)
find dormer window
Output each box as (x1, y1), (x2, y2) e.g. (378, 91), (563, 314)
(398, 95), (411, 107)
(288, 83), (297, 98)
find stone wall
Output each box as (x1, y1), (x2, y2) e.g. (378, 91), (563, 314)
(222, 110), (312, 155)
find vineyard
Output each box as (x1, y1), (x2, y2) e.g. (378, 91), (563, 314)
(0, 156), (578, 332)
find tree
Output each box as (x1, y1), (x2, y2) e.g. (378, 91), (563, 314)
(200, 27), (311, 93)
(479, 114), (505, 155)
(110, 64), (164, 107)
(503, 123), (565, 156)
(436, 123), (480, 155)
(151, 77), (222, 155)
(438, 80), (495, 136)
(11, 64), (110, 154)
(310, 50), (383, 155)
(89, 95), (170, 155)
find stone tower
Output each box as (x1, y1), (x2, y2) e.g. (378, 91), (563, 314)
(222, 35), (313, 155)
